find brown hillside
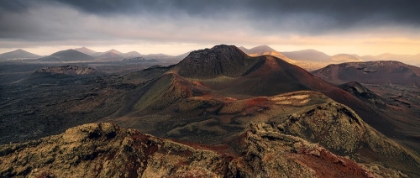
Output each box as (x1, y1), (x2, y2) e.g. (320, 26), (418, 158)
(313, 61), (420, 87)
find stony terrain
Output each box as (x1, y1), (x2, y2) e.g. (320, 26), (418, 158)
(1, 118), (416, 177)
(35, 65), (97, 75)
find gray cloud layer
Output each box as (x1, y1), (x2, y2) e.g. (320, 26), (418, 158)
(1, 0), (419, 48)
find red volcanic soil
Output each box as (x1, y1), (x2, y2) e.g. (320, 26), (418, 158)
(293, 151), (371, 178)
(172, 45), (402, 141)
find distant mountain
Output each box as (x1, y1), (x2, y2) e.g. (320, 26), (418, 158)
(361, 53), (410, 61)
(361, 53), (420, 66)
(313, 61), (420, 87)
(122, 56), (158, 63)
(123, 51), (142, 58)
(107, 49), (123, 55)
(74, 47), (97, 56)
(95, 51), (124, 62)
(282, 49), (331, 62)
(93, 49), (123, 57)
(100, 51), (123, 58)
(330, 54), (363, 62)
(141, 53), (172, 59)
(38, 49), (95, 62)
(239, 45), (295, 63)
(0, 49), (40, 60)
(141, 53), (187, 62)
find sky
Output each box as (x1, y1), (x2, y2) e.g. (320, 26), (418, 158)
(1, 0), (420, 56)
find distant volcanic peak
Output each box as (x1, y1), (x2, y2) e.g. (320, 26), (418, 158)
(52, 49), (80, 56)
(74, 47), (97, 55)
(38, 49), (95, 62)
(330, 54), (363, 63)
(247, 45), (276, 53)
(125, 51), (141, 56)
(106, 49), (123, 55)
(102, 51), (122, 56)
(0, 49), (40, 59)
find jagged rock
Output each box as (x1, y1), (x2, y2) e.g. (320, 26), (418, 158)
(36, 65), (97, 75)
(0, 122), (410, 178)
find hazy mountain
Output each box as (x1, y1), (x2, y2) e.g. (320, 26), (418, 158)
(141, 53), (173, 59)
(361, 53), (410, 61)
(94, 51), (124, 62)
(282, 49), (331, 61)
(0, 49), (40, 60)
(330, 54), (363, 62)
(92, 49), (123, 57)
(38, 49), (95, 62)
(123, 51), (142, 58)
(74, 47), (97, 56)
(106, 49), (123, 55)
(361, 53), (420, 66)
(239, 45), (295, 63)
(312, 61), (420, 87)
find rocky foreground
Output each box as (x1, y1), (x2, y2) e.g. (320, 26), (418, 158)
(0, 121), (416, 178)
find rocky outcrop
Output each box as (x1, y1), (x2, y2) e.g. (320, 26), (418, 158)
(35, 65), (97, 75)
(0, 123), (233, 177)
(0, 121), (413, 178)
(338, 81), (386, 107)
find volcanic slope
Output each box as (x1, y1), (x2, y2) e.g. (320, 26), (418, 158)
(108, 45), (416, 154)
(314, 62), (420, 153)
(171, 45), (389, 129)
(312, 61), (420, 87)
(3, 94), (420, 177)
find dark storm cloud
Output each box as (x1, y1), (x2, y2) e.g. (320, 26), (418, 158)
(51, 0), (420, 29)
(0, 0), (419, 46)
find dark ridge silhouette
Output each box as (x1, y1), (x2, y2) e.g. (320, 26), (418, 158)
(38, 49), (95, 62)
(0, 49), (40, 60)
